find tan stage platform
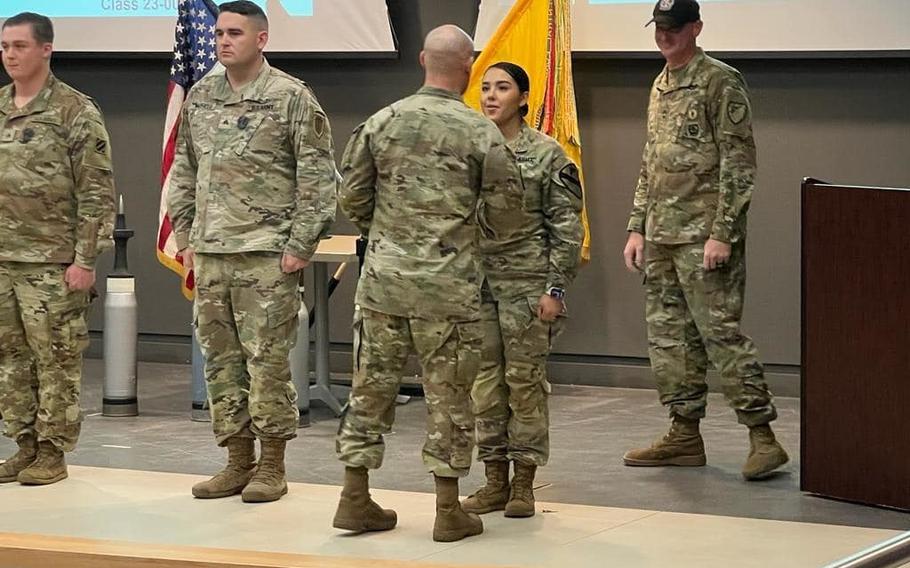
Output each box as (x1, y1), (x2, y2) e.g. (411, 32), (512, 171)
(0, 466), (902, 568)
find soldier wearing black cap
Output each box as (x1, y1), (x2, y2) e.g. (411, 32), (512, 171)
(621, 0), (790, 481)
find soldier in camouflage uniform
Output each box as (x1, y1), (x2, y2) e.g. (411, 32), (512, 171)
(333, 26), (524, 543)
(622, 0), (788, 480)
(167, 1), (336, 502)
(0, 13), (116, 486)
(462, 63), (583, 519)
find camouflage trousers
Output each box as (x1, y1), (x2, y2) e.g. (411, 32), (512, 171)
(336, 307), (482, 478)
(194, 253), (300, 445)
(644, 241), (777, 426)
(0, 262), (89, 452)
(473, 295), (559, 467)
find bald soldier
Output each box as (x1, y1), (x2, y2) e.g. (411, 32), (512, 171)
(622, 0), (788, 480)
(0, 12), (116, 485)
(333, 25), (523, 542)
(168, 1), (336, 502)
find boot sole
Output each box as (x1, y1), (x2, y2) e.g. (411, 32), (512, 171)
(332, 516), (397, 532)
(461, 501), (507, 515)
(742, 455), (790, 481)
(242, 483), (288, 503)
(0, 474), (22, 484)
(504, 507), (535, 518)
(18, 471), (68, 486)
(433, 524), (484, 543)
(623, 455), (707, 467)
(192, 485), (246, 499)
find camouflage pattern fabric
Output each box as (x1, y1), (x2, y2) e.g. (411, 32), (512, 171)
(0, 74), (115, 267)
(627, 48), (756, 245)
(481, 123), (584, 299)
(168, 59), (336, 259)
(193, 252), (300, 444)
(338, 86), (524, 322)
(645, 241), (776, 426)
(473, 124), (581, 466)
(473, 292), (563, 467)
(336, 307), (482, 478)
(0, 263), (90, 452)
(0, 73), (114, 453)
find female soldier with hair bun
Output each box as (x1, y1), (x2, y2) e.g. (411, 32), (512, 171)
(463, 62), (583, 518)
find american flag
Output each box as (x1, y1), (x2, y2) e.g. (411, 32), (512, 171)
(156, 0), (220, 300)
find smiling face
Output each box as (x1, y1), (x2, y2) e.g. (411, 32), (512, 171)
(215, 11), (267, 70)
(1, 24), (52, 84)
(654, 20), (702, 65)
(480, 67), (529, 128)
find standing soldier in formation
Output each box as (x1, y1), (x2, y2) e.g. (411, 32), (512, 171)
(168, 1), (336, 502)
(333, 25), (524, 542)
(462, 62), (583, 518)
(0, 12), (116, 486)
(622, 0), (788, 480)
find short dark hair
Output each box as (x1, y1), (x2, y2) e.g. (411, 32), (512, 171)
(218, 1), (268, 29)
(2, 12), (54, 44)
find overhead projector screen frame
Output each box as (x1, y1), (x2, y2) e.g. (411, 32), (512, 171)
(0, 0), (398, 57)
(475, 0), (910, 59)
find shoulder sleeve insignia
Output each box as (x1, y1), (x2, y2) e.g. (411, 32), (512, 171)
(727, 101), (748, 125)
(556, 162), (583, 200)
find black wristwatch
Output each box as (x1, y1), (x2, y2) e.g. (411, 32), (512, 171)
(547, 287), (566, 301)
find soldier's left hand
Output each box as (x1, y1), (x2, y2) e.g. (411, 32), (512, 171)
(703, 239), (732, 271)
(281, 253), (310, 273)
(65, 264), (96, 291)
(538, 295), (564, 322)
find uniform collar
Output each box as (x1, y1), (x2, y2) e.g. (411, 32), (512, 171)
(212, 57), (272, 104)
(656, 48), (706, 93)
(508, 121), (535, 154)
(0, 72), (56, 118)
(417, 85), (465, 102)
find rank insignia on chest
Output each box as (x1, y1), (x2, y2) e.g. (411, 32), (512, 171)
(237, 115), (250, 130)
(20, 127), (34, 143)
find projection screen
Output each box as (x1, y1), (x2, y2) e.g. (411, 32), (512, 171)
(475, 0), (910, 54)
(0, 0), (396, 53)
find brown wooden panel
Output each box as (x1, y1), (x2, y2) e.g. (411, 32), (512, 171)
(801, 180), (910, 511)
(0, 532), (512, 568)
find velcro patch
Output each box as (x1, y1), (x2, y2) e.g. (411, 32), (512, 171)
(556, 163), (583, 200)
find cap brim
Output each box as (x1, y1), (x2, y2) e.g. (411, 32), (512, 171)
(645, 15), (684, 30)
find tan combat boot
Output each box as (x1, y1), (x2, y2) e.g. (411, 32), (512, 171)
(433, 475), (483, 542)
(742, 424), (789, 481)
(332, 466), (398, 532)
(623, 416), (707, 467)
(462, 461), (510, 514)
(17, 441), (67, 485)
(242, 439), (288, 503)
(192, 436), (256, 499)
(505, 463), (537, 518)
(0, 433), (38, 483)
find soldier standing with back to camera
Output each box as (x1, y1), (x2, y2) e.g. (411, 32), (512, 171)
(622, 0), (789, 480)
(333, 25), (524, 542)
(168, 1), (336, 503)
(0, 12), (116, 486)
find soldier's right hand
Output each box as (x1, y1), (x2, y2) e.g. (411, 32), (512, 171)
(623, 232), (645, 273)
(178, 248), (195, 272)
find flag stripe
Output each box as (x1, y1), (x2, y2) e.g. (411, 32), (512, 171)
(156, 0), (220, 300)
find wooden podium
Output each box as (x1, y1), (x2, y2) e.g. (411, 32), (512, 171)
(801, 178), (910, 511)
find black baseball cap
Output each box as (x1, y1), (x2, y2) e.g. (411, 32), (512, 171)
(646, 0), (701, 29)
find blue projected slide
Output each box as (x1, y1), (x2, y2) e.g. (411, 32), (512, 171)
(0, 0), (313, 18)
